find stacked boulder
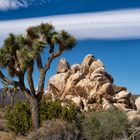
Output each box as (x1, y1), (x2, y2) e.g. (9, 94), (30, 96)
(45, 54), (137, 112)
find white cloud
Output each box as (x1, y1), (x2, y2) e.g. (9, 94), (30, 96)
(0, 8), (140, 46)
(0, 0), (29, 11)
(0, 0), (56, 11)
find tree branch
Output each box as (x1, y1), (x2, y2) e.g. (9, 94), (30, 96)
(36, 55), (43, 71)
(17, 72), (33, 99)
(0, 70), (19, 86)
(27, 66), (36, 96)
(44, 48), (62, 71)
(36, 48), (63, 101)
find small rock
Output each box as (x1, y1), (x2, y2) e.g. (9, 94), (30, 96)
(114, 91), (131, 100)
(71, 64), (81, 73)
(117, 99), (130, 104)
(113, 103), (128, 110)
(71, 96), (83, 108)
(102, 98), (114, 110)
(127, 110), (140, 126)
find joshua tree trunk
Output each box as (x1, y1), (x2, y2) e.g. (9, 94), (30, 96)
(2, 92), (5, 109)
(30, 97), (39, 130)
(10, 96), (14, 106)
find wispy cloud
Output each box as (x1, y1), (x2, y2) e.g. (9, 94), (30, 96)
(0, 0), (29, 11)
(0, 8), (140, 46)
(0, 0), (58, 11)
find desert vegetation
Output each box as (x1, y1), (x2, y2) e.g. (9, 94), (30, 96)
(0, 98), (140, 140)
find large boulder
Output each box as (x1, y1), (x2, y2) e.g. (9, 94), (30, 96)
(48, 72), (71, 97)
(97, 83), (114, 95)
(113, 84), (127, 93)
(114, 91), (131, 100)
(57, 58), (70, 73)
(127, 110), (140, 126)
(113, 103), (128, 110)
(135, 97), (140, 112)
(81, 54), (96, 75)
(81, 54), (96, 67)
(89, 59), (104, 73)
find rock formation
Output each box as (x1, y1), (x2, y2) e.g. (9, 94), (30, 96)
(45, 54), (137, 112)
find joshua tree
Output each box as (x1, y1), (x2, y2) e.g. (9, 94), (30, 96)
(1, 81), (7, 108)
(0, 23), (76, 129)
(1, 81), (18, 106)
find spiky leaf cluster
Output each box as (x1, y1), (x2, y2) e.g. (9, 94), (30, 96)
(56, 30), (76, 51)
(0, 23), (76, 78)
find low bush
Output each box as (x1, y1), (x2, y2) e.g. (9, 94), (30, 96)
(5, 101), (32, 135)
(82, 109), (129, 140)
(27, 119), (80, 140)
(5, 98), (81, 135)
(60, 103), (81, 122)
(39, 99), (62, 122)
(39, 98), (81, 123)
(0, 119), (7, 131)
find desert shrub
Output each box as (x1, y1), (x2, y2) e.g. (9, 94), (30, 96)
(39, 98), (81, 123)
(0, 119), (7, 131)
(0, 109), (5, 119)
(60, 103), (81, 122)
(5, 101), (32, 135)
(5, 98), (81, 135)
(82, 109), (129, 140)
(39, 99), (62, 122)
(27, 119), (80, 140)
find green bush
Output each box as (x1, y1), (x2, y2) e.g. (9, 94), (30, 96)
(5, 101), (32, 135)
(39, 99), (62, 122)
(60, 103), (81, 122)
(82, 109), (129, 140)
(39, 98), (81, 123)
(5, 98), (81, 135)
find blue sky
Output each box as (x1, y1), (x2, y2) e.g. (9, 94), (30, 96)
(0, 0), (140, 94)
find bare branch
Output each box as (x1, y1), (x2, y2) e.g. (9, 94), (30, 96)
(0, 70), (19, 86)
(45, 49), (62, 71)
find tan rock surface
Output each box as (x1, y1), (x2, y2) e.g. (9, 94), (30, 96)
(135, 97), (140, 111)
(57, 58), (70, 73)
(45, 54), (135, 111)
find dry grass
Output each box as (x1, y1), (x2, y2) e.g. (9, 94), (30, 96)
(27, 119), (80, 140)
(0, 119), (6, 131)
(0, 131), (16, 140)
(0, 131), (29, 140)
(0, 109), (5, 119)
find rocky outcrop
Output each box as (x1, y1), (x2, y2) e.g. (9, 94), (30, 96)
(45, 54), (136, 111)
